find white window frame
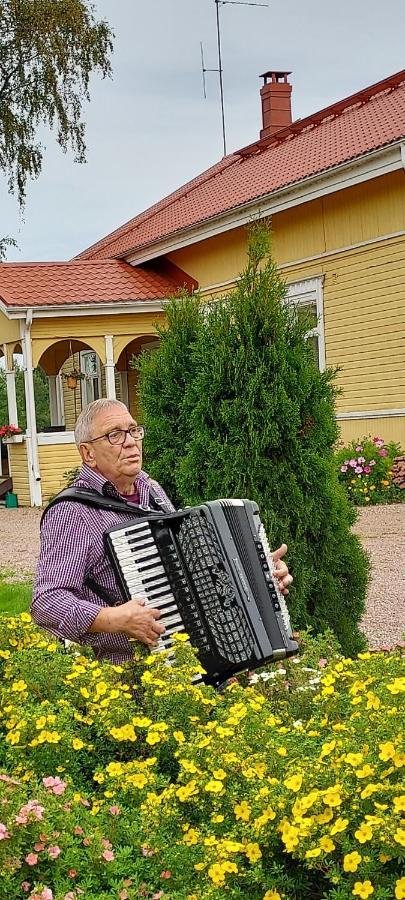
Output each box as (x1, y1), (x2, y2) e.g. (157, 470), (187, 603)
(80, 350), (102, 406)
(285, 276), (325, 371)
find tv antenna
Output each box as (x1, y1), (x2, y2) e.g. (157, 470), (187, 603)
(201, 0), (269, 157)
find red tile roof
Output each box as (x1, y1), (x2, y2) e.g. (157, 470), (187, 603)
(77, 69), (405, 261)
(0, 259), (191, 309)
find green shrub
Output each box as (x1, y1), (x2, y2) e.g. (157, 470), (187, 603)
(335, 436), (404, 506)
(138, 225), (369, 656)
(0, 614), (404, 900)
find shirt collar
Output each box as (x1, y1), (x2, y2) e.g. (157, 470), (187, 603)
(77, 464), (151, 503)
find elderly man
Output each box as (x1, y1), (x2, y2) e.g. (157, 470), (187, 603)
(32, 399), (292, 662)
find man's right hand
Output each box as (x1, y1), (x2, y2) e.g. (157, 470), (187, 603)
(114, 598), (165, 647)
(89, 598), (165, 647)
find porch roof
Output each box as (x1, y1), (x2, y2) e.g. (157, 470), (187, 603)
(0, 258), (194, 310)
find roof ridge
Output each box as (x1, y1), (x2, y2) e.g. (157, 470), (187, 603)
(236, 67), (405, 158)
(75, 155), (237, 260)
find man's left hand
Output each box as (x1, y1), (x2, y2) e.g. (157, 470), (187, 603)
(272, 544), (293, 595)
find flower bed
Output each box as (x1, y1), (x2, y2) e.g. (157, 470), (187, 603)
(0, 617), (403, 900)
(335, 437), (404, 506)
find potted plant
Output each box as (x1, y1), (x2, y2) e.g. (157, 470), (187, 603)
(0, 424), (24, 442)
(63, 368), (86, 389)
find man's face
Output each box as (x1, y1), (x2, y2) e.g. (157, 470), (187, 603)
(80, 405), (143, 486)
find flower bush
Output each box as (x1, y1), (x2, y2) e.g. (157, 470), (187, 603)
(335, 436), (404, 506)
(0, 615), (403, 900)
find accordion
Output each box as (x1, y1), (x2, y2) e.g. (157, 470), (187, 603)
(105, 498), (298, 685)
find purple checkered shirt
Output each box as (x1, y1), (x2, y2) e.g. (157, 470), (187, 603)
(31, 465), (175, 662)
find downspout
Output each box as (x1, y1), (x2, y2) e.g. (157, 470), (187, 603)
(20, 309), (42, 506)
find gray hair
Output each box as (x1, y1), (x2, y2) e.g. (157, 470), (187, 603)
(74, 399), (128, 446)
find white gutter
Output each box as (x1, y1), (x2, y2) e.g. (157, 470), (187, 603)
(1, 299), (165, 319)
(20, 309), (42, 506)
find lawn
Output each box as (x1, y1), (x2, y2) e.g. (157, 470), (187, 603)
(0, 569), (32, 615)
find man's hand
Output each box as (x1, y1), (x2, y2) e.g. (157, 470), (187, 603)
(89, 598), (165, 647)
(272, 544), (293, 595)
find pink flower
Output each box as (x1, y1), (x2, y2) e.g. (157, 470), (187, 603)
(101, 838), (112, 849)
(0, 823), (10, 839)
(141, 845), (154, 857)
(48, 845), (61, 859)
(0, 773), (21, 785)
(379, 448), (388, 457)
(21, 883), (31, 893)
(25, 853), (38, 866)
(74, 826), (84, 835)
(40, 890), (53, 900)
(355, 446), (363, 452)
(160, 870), (171, 879)
(354, 466), (363, 474)
(102, 849), (115, 862)
(369, 459), (376, 466)
(357, 456), (366, 464)
(340, 465), (348, 473)
(373, 437), (384, 447)
(153, 893), (164, 899)
(119, 892), (129, 900)
(43, 776), (67, 795)
(33, 842), (45, 851)
(349, 459), (357, 467)
(363, 466), (371, 474)
(68, 869), (78, 878)
(82, 838), (91, 847)
(64, 894), (76, 900)
(318, 658), (328, 668)
(108, 805), (121, 816)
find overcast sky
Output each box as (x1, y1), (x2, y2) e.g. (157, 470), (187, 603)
(1, 0), (405, 263)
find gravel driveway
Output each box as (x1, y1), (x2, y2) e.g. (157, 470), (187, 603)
(0, 504), (404, 648)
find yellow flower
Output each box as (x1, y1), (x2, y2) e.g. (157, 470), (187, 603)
(5, 730), (20, 745)
(343, 851), (362, 872)
(176, 780), (199, 802)
(393, 796), (405, 813)
(20, 612), (31, 622)
(245, 842), (262, 863)
(172, 631), (189, 642)
(234, 800), (251, 821)
(352, 881), (374, 898)
(145, 732), (161, 745)
(263, 892), (282, 900)
(329, 817), (349, 835)
(204, 779), (224, 793)
(319, 836), (335, 853)
(183, 828), (199, 845)
(106, 761), (123, 776)
(378, 741), (396, 761)
(346, 752), (364, 766)
(386, 678), (405, 694)
(12, 679), (27, 692)
(365, 691), (380, 710)
(394, 828), (405, 847)
(173, 730), (185, 743)
(208, 863), (225, 886)
(284, 774), (303, 792)
(277, 747), (287, 757)
(211, 814), (224, 823)
(72, 738), (85, 750)
(354, 823), (373, 844)
(305, 847), (321, 858)
(395, 877), (405, 899)
(79, 687), (90, 698)
(322, 786), (342, 807)
(355, 764), (374, 779)
(360, 783), (381, 799)
(212, 767), (227, 781)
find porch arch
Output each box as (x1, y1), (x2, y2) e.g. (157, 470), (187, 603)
(116, 335), (160, 418)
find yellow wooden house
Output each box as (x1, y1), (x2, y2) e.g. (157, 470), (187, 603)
(1, 67), (405, 505)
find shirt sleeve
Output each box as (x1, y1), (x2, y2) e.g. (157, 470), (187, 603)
(31, 502), (103, 643)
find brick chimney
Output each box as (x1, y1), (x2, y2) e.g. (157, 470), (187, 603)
(260, 71), (292, 140)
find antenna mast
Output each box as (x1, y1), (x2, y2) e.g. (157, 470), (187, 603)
(201, 0), (268, 157)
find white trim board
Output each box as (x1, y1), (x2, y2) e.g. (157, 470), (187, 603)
(336, 409), (405, 420)
(37, 432), (76, 445)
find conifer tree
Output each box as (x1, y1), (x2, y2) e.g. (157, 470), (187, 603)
(138, 226), (369, 655)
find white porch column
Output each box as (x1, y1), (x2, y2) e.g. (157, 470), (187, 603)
(48, 375), (59, 426)
(20, 312), (42, 507)
(120, 371), (129, 408)
(56, 374), (65, 426)
(2, 344), (18, 426)
(104, 334), (116, 400)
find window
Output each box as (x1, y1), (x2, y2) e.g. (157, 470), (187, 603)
(285, 277), (325, 371)
(80, 350), (101, 406)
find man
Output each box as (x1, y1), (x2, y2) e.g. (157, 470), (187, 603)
(32, 399), (292, 662)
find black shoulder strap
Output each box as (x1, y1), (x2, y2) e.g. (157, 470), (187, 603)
(41, 484), (173, 527)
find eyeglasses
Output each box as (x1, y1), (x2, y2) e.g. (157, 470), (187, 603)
(87, 425), (145, 446)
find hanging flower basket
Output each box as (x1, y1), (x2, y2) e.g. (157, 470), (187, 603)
(63, 369), (86, 390)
